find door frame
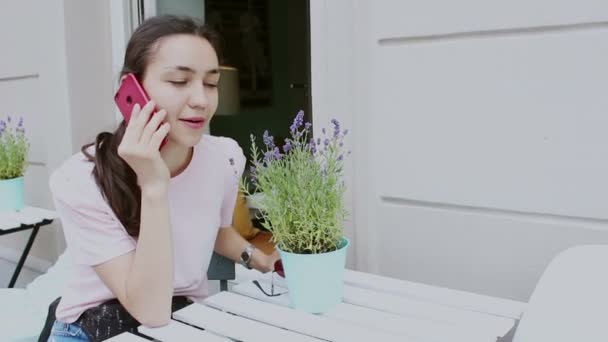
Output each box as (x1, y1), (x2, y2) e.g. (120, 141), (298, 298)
(109, 0), (156, 124)
(309, 0), (371, 270)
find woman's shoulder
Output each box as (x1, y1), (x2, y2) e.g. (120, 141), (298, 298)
(200, 135), (246, 176)
(202, 134), (245, 160)
(49, 148), (100, 202)
(202, 134), (241, 152)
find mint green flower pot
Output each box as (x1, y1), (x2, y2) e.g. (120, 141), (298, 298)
(0, 176), (25, 212)
(278, 237), (349, 314)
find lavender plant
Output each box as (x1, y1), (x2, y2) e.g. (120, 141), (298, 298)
(242, 111), (349, 254)
(0, 115), (29, 180)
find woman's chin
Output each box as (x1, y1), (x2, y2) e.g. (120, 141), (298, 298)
(161, 135), (198, 151)
(173, 134), (204, 148)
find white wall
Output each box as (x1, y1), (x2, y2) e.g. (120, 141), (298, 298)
(0, 0), (115, 269)
(64, 0), (116, 149)
(0, 0), (70, 266)
(311, 0), (608, 301)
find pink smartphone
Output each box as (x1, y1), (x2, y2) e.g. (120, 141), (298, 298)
(114, 73), (167, 148)
(114, 73), (150, 123)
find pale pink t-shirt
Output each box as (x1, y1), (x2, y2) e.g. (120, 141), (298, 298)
(49, 135), (245, 323)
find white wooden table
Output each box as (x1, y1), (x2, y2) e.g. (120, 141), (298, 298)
(123, 268), (525, 342)
(0, 207), (57, 287)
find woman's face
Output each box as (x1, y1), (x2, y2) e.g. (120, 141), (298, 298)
(142, 34), (220, 148)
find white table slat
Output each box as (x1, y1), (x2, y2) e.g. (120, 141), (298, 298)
(233, 265), (525, 321)
(327, 300), (502, 342)
(104, 332), (150, 341)
(345, 269), (526, 320)
(204, 291), (411, 342)
(232, 281), (501, 342)
(137, 319), (229, 342)
(0, 206), (57, 230)
(174, 302), (321, 342)
(343, 285), (514, 337)
(232, 273), (513, 338)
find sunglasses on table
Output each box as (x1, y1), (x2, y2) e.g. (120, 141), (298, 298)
(252, 259), (288, 297)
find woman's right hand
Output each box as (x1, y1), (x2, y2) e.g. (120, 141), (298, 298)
(118, 100), (171, 195)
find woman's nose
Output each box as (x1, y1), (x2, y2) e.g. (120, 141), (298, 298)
(188, 83), (209, 109)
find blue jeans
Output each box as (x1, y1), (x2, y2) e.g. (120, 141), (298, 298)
(48, 320), (90, 342)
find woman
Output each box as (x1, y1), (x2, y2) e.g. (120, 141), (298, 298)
(45, 15), (278, 341)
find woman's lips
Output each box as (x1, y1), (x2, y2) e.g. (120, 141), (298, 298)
(179, 118), (206, 129)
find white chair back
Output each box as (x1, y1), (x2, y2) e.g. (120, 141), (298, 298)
(513, 245), (608, 342)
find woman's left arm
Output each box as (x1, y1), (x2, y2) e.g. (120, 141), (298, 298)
(214, 226), (279, 273)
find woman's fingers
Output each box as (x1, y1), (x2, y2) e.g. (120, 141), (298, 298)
(134, 100), (156, 129)
(126, 101), (155, 139)
(149, 122), (171, 150)
(140, 109), (167, 144)
(121, 103), (141, 144)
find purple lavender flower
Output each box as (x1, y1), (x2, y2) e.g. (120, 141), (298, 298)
(283, 139), (292, 153)
(322, 128), (326, 135)
(18, 117), (23, 128)
(262, 130), (275, 149)
(273, 147), (282, 160)
(263, 147), (283, 164)
(316, 138), (321, 146)
(331, 119), (340, 138)
(249, 166), (258, 185)
(324, 138), (330, 147)
(7, 116), (11, 124)
(290, 110), (305, 133)
(263, 150), (273, 163)
(309, 138), (317, 154)
(343, 129), (348, 136)
(337, 155), (343, 161)
(304, 122), (312, 131)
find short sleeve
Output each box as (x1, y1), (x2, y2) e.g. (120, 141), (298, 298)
(220, 138), (246, 227)
(50, 166), (136, 266)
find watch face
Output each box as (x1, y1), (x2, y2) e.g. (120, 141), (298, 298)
(241, 250), (250, 262)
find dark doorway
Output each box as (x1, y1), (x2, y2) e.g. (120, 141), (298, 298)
(205, 0), (312, 159)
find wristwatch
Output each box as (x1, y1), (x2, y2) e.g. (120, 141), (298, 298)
(240, 244), (256, 269)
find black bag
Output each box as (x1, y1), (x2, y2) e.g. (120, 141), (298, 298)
(39, 296), (192, 341)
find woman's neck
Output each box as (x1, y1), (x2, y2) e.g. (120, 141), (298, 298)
(160, 141), (193, 178)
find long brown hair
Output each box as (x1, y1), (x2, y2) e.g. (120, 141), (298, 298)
(82, 15), (221, 237)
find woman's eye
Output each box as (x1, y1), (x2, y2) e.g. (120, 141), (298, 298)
(169, 80), (187, 86)
(204, 83), (218, 88)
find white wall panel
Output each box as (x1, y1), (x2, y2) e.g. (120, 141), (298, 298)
(373, 28), (608, 220)
(0, 0), (39, 78)
(377, 202), (608, 301)
(372, 0), (608, 40)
